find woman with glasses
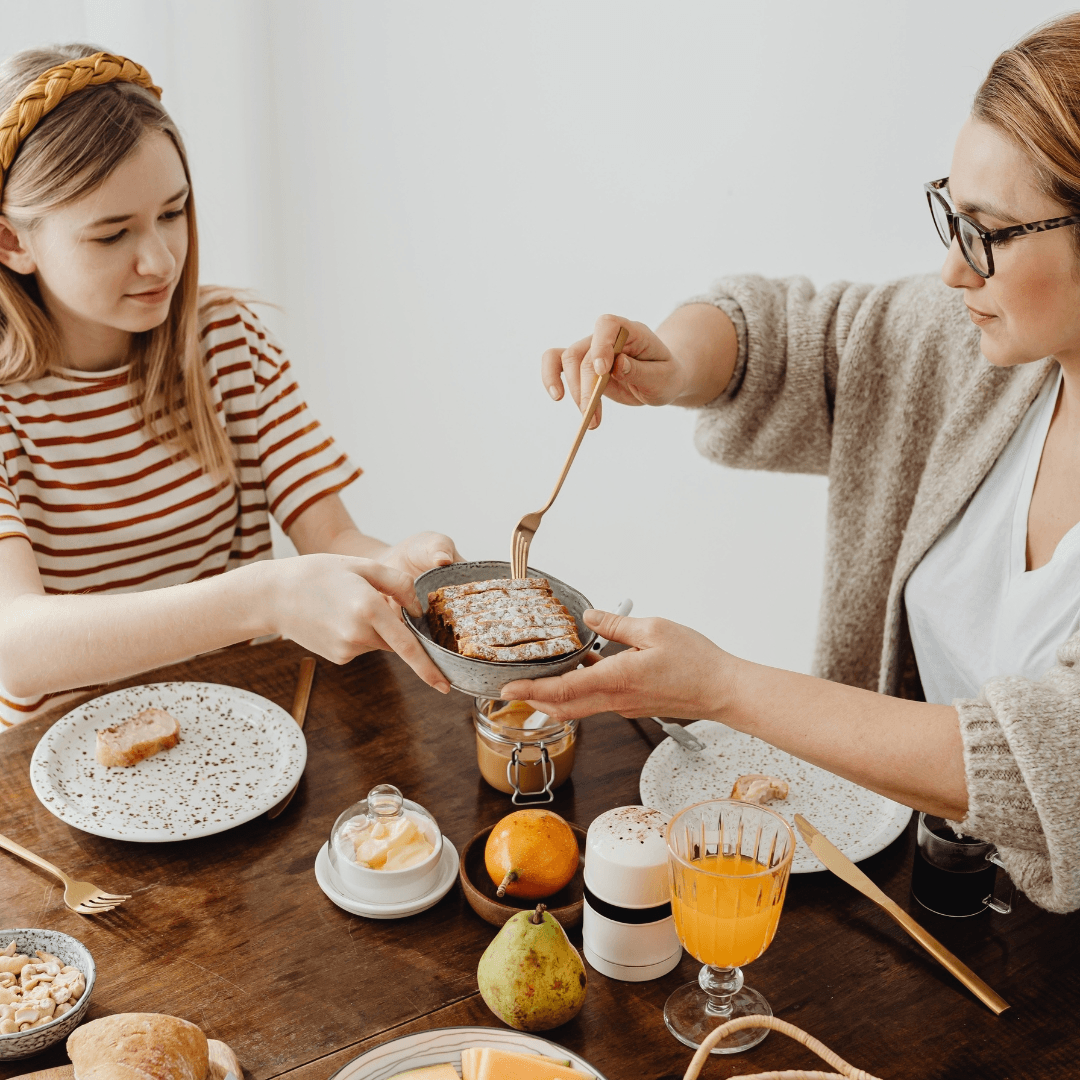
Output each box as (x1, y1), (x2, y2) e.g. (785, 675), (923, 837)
(503, 14), (1080, 913)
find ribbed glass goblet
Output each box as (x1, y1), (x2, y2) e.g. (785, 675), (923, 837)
(664, 798), (795, 1054)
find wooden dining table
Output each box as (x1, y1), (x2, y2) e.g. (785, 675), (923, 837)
(1, 638), (1077, 1079)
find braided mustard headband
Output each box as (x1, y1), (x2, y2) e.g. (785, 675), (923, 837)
(0, 51), (161, 207)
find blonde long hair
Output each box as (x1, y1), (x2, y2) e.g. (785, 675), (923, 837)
(0, 43), (235, 478)
(975, 14), (1080, 233)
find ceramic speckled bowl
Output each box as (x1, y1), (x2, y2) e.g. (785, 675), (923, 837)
(0, 928), (95, 1060)
(403, 561), (596, 697)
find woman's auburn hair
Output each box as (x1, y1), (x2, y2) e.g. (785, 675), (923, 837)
(0, 43), (236, 480)
(975, 13), (1080, 219)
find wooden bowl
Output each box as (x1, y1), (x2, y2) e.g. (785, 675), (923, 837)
(459, 822), (586, 928)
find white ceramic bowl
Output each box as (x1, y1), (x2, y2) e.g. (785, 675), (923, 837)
(402, 561), (597, 697)
(328, 794), (443, 905)
(0, 928), (95, 1061)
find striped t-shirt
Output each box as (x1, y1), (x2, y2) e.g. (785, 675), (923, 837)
(0, 300), (360, 727)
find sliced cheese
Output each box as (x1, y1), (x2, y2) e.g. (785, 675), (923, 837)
(461, 1048), (480, 1080)
(386, 1065), (459, 1080)
(474, 1048), (592, 1080)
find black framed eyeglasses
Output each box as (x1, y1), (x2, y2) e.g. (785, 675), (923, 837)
(925, 176), (1080, 278)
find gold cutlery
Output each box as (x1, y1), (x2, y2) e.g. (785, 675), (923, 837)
(794, 814), (1010, 1014)
(0, 832), (130, 915)
(266, 655), (317, 820)
(510, 326), (629, 578)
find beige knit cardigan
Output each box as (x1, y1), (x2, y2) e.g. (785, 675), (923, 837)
(692, 273), (1080, 913)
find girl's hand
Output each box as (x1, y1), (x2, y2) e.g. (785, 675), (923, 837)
(259, 554), (450, 692)
(500, 609), (734, 721)
(541, 315), (690, 429)
(380, 531), (462, 580)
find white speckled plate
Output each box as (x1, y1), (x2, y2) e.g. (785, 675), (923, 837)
(328, 1025), (608, 1079)
(640, 720), (911, 874)
(30, 682), (306, 842)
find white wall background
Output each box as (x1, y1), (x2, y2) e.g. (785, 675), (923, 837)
(3, 0), (1074, 673)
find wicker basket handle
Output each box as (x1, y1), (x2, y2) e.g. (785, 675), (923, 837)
(682, 1015), (884, 1080)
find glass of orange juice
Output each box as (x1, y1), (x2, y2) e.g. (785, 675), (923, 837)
(664, 798), (795, 1054)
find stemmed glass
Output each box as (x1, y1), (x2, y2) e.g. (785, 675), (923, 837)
(664, 798), (795, 1054)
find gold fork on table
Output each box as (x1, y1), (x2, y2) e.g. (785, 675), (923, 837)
(0, 831), (131, 915)
(510, 326), (629, 579)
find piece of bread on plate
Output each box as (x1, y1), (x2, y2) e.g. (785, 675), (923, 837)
(67, 1012), (208, 1079)
(95, 708), (181, 767)
(730, 774), (789, 805)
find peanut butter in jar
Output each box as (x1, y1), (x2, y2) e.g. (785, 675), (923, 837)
(473, 698), (579, 803)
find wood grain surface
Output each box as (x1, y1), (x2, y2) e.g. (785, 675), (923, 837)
(1, 639), (1077, 1079)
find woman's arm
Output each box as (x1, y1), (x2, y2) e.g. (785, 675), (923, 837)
(543, 277), (883, 475)
(500, 610), (968, 820)
(541, 304), (739, 426)
(0, 496), (457, 699)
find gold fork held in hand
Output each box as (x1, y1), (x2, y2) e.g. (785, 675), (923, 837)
(511, 326), (629, 579)
(0, 832), (131, 915)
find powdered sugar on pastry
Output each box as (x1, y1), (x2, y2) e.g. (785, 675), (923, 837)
(459, 635), (580, 662)
(427, 577), (582, 661)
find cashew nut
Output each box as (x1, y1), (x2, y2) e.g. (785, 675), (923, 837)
(0, 955), (28, 975)
(0, 952), (85, 1035)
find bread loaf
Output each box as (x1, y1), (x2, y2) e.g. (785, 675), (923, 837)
(67, 1012), (208, 1080)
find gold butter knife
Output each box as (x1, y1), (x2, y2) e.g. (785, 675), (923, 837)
(266, 656), (317, 820)
(794, 813), (1010, 1015)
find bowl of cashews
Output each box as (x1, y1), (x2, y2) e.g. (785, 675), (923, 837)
(0, 929), (95, 1060)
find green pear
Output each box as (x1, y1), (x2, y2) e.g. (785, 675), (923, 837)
(477, 903), (587, 1031)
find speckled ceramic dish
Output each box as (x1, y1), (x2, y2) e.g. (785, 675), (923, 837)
(0, 928), (95, 1061)
(639, 720), (911, 874)
(328, 1025), (608, 1080)
(30, 682), (307, 842)
(403, 561), (597, 697)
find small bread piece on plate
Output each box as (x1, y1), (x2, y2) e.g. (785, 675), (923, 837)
(730, 773), (789, 805)
(95, 707), (181, 768)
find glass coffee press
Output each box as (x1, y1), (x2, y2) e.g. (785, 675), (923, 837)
(911, 813), (1013, 918)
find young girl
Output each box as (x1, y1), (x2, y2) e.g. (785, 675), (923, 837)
(0, 46), (457, 728)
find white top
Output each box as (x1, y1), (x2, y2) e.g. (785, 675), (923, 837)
(906, 366), (1080, 705)
(584, 806), (671, 908)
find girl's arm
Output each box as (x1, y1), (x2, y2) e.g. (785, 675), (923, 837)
(501, 610), (968, 821)
(0, 495), (456, 699)
(286, 492), (461, 577)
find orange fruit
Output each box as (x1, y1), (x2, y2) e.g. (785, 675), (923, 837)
(484, 809), (580, 901)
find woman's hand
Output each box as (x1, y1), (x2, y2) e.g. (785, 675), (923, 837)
(541, 316), (689, 429)
(540, 305), (739, 428)
(257, 554), (451, 692)
(379, 531), (462, 580)
(500, 609), (733, 721)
